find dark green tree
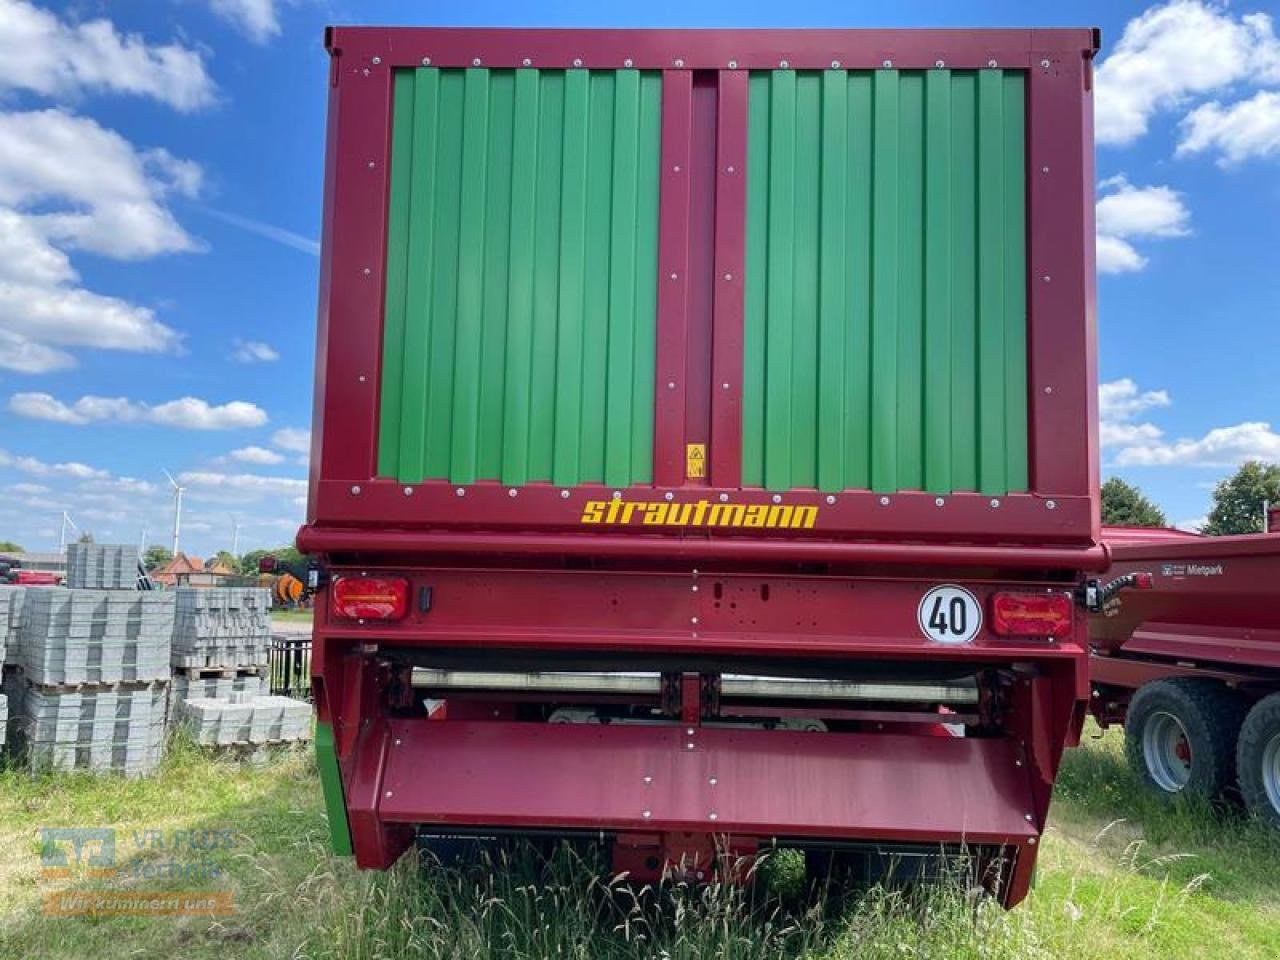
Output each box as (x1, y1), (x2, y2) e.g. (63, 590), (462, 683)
(1100, 476), (1167, 528)
(1202, 461), (1280, 536)
(212, 550), (238, 570)
(0, 541), (23, 552)
(143, 545), (173, 571)
(76, 531), (95, 544)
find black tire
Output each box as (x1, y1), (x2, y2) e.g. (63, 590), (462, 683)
(1124, 679), (1247, 801)
(1236, 693), (1280, 828)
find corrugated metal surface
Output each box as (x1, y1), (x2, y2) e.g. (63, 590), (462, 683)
(378, 68), (662, 486)
(742, 69), (1028, 495)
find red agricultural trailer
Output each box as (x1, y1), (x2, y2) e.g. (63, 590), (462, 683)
(1089, 525), (1280, 825)
(298, 26), (1106, 907)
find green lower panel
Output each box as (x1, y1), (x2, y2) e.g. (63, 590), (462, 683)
(378, 67), (662, 487)
(742, 69), (1028, 495)
(314, 721), (353, 857)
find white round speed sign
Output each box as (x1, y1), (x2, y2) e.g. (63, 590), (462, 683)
(917, 585), (981, 644)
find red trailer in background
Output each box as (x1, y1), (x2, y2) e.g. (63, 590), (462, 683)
(1090, 525), (1280, 826)
(298, 26), (1106, 907)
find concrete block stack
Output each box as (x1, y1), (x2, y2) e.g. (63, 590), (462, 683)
(175, 693), (311, 747)
(1, 584), (25, 667)
(172, 672), (268, 704)
(8, 581), (173, 777)
(171, 587), (272, 671)
(65, 543), (138, 590)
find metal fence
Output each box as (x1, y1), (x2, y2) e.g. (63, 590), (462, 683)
(269, 635), (312, 700)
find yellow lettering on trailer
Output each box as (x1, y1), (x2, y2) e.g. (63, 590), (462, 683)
(578, 498), (821, 529)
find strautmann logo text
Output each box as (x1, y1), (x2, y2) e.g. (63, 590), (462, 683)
(579, 499), (818, 530)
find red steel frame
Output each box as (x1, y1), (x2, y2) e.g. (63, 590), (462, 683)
(304, 27), (1101, 910)
(306, 27), (1101, 554)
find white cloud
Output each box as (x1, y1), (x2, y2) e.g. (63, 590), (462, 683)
(1177, 90), (1280, 165)
(1099, 378), (1280, 467)
(179, 471), (307, 496)
(207, 0), (281, 44)
(7, 482), (48, 495)
(230, 445), (285, 465)
(0, 110), (196, 366)
(1095, 177), (1190, 275)
(0, 448), (109, 480)
(272, 427), (311, 453)
(7, 392), (268, 430)
(0, 1), (217, 111)
(232, 339), (280, 363)
(1095, 1), (1280, 146)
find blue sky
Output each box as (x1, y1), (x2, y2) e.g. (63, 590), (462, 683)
(0, 0), (1277, 556)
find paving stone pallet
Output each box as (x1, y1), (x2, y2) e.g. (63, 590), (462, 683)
(171, 587), (272, 670)
(0, 585), (23, 667)
(11, 681), (167, 777)
(19, 589), (174, 686)
(175, 694), (312, 747)
(65, 543), (139, 591)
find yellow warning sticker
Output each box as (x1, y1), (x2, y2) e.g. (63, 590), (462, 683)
(686, 443), (706, 479)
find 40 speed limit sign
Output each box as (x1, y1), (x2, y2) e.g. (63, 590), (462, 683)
(917, 585), (982, 644)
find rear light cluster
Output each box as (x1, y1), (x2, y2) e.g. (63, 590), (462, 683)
(331, 576), (410, 621)
(989, 592), (1073, 638)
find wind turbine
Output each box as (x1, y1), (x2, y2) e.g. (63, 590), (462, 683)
(58, 510), (79, 552)
(229, 514), (242, 558)
(162, 469), (185, 557)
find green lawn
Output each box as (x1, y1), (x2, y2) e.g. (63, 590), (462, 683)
(270, 608), (314, 624)
(1, 726), (1277, 960)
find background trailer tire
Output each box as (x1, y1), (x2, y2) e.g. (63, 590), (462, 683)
(1124, 679), (1247, 801)
(1237, 694), (1280, 827)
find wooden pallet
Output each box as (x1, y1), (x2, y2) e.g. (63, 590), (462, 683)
(171, 663), (266, 679)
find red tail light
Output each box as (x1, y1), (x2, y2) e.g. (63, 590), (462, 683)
(331, 576), (409, 621)
(990, 592), (1073, 638)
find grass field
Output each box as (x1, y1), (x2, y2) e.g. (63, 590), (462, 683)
(1, 725), (1277, 960)
(270, 608), (314, 624)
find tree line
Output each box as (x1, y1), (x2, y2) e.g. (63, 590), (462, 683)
(1103, 460), (1279, 534)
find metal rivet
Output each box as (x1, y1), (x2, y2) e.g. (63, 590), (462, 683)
(879, 496), (890, 506)
(825, 495), (836, 505)
(673, 165), (681, 173)
(882, 59), (893, 68)
(422, 57), (432, 66)
(831, 60), (841, 69)
(624, 58), (633, 68)
(367, 160), (376, 169)
(1044, 386), (1053, 394)
(991, 498), (1001, 508)
(1042, 275), (1051, 283)
(361, 68), (370, 77)
(726, 165), (735, 174)
(643, 775), (652, 784)
(690, 617), (698, 625)
(371, 56), (382, 65)
(666, 380), (676, 389)
(686, 728), (695, 736)
(1028, 837), (1037, 845)
(385, 789), (393, 797)
(362, 267), (371, 276)
(780, 59), (790, 68)
(560, 489), (570, 499)
(1041, 166), (1050, 174)
(771, 494), (782, 504)
(1015, 758), (1023, 767)
(709, 812), (718, 821)
(394, 739), (402, 746)
(674, 58), (685, 68)
(508, 488), (518, 498)
(935, 497), (945, 507)
(719, 493), (729, 502)
(573, 58), (583, 67)
(403, 486), (413, 496)
(612, 490), (622, 500)
(935, 59), (946, 68)
(723, 273), (733, 281)
(691, 584), (699, 592)
(669, 272), (678, 280)
(1040, 59), (1051, 69)
(455, 487), (465, 497)
(709, 777), (718, 786)
(721, 382), (730, 390)
(472, 58), (482, 67)
(987, 59), (998, 68)
(728, 60), (738, 69)
(522, 58), (532, 67)
(1047, 500), (1057, 510)
(358, 375), (366, 383)
(686, 742), (696, 750)
(350, 485), (361, 495)
(1024, 813), (1034, 822)
(642, 809), (652, 818)
(664, 491), (674, 501)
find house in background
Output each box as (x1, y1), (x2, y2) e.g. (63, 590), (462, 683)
(151, 553), (240, 588)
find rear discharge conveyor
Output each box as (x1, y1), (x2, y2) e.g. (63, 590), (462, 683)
(300, 26), (1104, 907)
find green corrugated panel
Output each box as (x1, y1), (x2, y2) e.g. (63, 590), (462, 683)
(742, 69), (1029, 494)
(379, 68), (662, 486)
